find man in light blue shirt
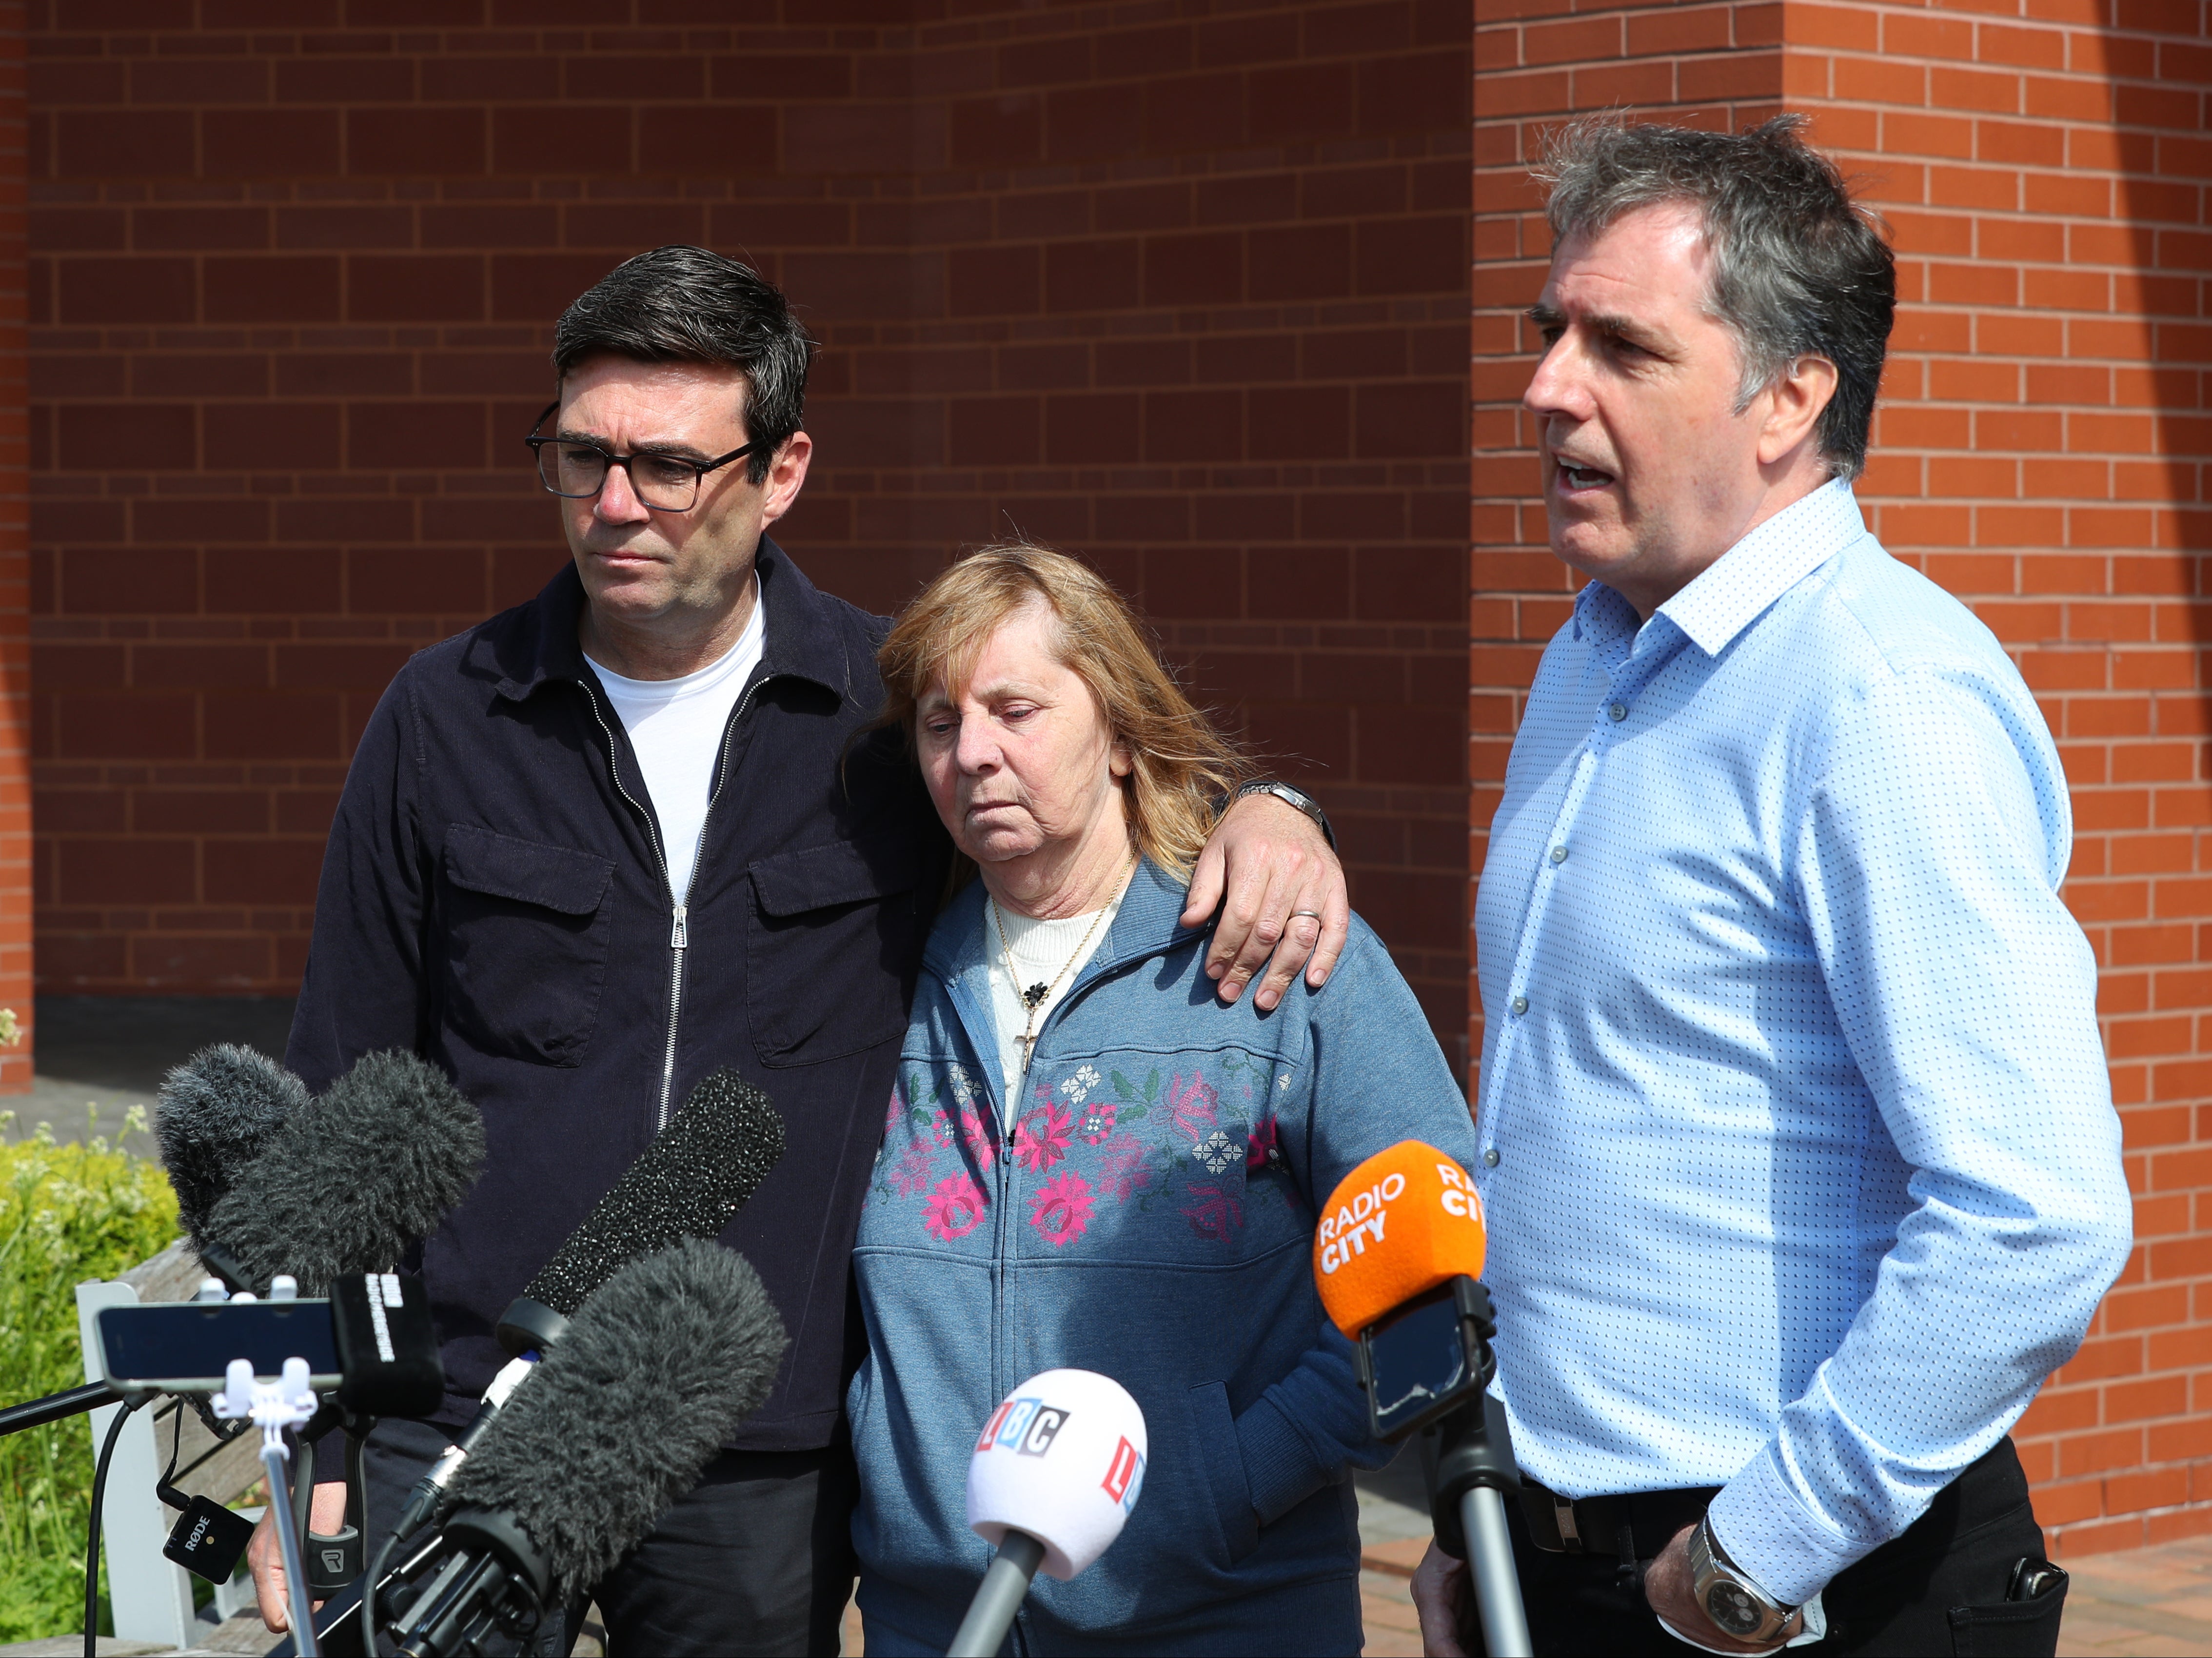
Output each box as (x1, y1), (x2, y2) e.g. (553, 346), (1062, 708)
(1416, 118), (2130, 1656)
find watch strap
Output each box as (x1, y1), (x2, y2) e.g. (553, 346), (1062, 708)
(1234, 779), (1337, 850)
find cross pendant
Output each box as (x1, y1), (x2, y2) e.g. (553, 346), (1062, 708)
(1017, 1033), (1037, 1071)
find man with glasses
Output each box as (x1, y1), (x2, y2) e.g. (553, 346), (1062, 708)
(246, 245), (1349, 1653)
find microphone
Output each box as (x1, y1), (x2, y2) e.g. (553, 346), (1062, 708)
(374, 1238), (789, 1658)
(196, 1050), (487, 1297)
(392, 1068), (785, 1540)
(156, 1044), (312, 1275)
(948, 1369), (1148, 1658)
(1311, 1141), (1530, 1658)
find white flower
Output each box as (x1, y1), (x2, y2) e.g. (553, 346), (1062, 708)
(1063, 1064), (1102, 1105)
(946, 1064), (976, 1106)
(1277, 1073), (1291, 1090)
(1194, 1131), (1237, 1174)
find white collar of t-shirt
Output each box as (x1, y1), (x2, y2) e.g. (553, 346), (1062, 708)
(585, 581), (766, 902)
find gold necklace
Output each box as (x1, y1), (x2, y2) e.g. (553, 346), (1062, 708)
(991, 859), (1132, 1078)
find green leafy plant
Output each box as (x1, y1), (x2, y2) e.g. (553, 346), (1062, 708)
(0, 1105), (180, 1640)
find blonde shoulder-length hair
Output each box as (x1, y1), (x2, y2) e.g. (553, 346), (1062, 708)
(876, 544), (1253, 879)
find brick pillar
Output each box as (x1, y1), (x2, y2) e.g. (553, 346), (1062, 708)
(0, 2), (26, 1095)
(1477, 0), (2212, 1556)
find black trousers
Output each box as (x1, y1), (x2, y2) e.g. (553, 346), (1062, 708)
(344, 1415), (858, 1657)
(1468, 1440), (2066, 1657)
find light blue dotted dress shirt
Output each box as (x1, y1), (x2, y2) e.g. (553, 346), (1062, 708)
(1474, 480), (2133, 1605)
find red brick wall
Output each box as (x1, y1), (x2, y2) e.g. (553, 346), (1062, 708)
(0, 3), (26, 1096)
(26, 1), (1472, 1060)
(1475, 0), (2212, 1558)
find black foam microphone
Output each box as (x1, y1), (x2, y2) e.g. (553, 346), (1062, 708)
(507, 1067), (786, 1336)
(391, 1069), (785, 1540)
(198, 1050), (487, 1296)
(156, 1044), (311, 1248)
(380, 1239), (788, 1657)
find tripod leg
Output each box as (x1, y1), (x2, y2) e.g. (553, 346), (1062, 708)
(1459, 1485), (1531, 1657)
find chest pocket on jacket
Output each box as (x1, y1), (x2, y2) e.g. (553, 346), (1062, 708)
(748, 833), (925, 1068)
(440, 825), (615, 1069)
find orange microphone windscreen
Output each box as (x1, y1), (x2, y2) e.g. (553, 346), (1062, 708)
(1312, 1140), (1486, 1339)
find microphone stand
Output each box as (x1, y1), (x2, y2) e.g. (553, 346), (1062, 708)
(1414, 1283), (1530, 1658)
(1426, 1389), (1530, 1658)
(0, 1380), (118, 1437)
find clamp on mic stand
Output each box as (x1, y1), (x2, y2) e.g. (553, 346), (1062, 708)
(1355, 1277), (1532, 1658)
(213, 1355), (322, 1657)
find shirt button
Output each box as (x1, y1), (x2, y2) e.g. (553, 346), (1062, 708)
(1483, 1148), (1501, 1168)
(1510, 994), (1529, 1015)
(1549, 845), (1567, 865)
(1607, 701), (1628, 722)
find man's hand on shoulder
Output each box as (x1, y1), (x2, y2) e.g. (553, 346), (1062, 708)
(1183, 791), (1348, 1010)
(1646, 1520), (1803, 1655)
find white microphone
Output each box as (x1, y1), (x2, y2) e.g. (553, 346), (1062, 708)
(947, 1369), (1148, 1658)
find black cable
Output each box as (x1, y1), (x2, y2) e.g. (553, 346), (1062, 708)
(85, 1394), (147, 1658)
(362, 1526), (400, 1655)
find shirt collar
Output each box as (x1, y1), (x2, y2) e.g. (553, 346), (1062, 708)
(1655, 478), (1867, 657)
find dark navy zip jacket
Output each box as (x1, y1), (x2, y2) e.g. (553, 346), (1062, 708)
(286, 537), (949, 1451)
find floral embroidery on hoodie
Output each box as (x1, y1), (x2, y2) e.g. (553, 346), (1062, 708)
(1029, 1171), (1095, 1246)
(924, 1173), (988, 1241)
(1013, 1103), (1074, 1172)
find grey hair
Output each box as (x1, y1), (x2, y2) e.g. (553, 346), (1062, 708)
(1535, 114), (1895, 480)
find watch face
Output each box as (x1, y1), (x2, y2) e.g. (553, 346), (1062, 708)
(1706, 1581), (1766, 1638)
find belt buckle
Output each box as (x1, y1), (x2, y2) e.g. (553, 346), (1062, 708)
(1554, 1493), (1583, 1554)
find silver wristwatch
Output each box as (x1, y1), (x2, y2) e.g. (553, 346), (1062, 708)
(1234, 780), (1336, 849)
(1688, 1513), (1799, 1645)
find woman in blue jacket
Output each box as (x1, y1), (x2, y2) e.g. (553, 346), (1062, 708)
(849, 544), (1481, 1655)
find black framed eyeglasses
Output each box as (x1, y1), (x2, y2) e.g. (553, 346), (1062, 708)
(522, 401), (759, 513)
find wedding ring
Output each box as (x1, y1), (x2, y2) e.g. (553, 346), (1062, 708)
(1292, 909), (1323, 919)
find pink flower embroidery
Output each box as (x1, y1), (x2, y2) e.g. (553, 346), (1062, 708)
(1096, 1131), (1154, 1202)
(1013, 1104), (1073, 1172)
(926, 1109), (957, 1148)
(888, 1142), (935, 1197)
(883, 1085), (908, 1137)
(1181, 1183), (1244, 1241)
(1076, 1101), (1117, 1145)
(924, 1174), (988, 1241)
(1246, 1116), (1282, 1171)
(957, 1106), (996, 1171)
(1028, 1172), (1095, 1247)
(1166, 1073), (1219, 1145)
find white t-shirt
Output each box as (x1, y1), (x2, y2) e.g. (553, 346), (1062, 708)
(586, 583), (766, 902)
(985, 881), (1128, 1120)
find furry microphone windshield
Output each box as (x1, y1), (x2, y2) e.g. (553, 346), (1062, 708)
(156, 1044), (311, 1244)
(520, 1069), (785, 1317)
(199, 1049), (487, 1295)
(444, 1237), (789, 1598)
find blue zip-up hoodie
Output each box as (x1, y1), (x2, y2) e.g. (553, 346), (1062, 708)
(849, 861), (1481, 1656)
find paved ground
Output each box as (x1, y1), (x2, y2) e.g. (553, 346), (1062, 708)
(2, 996), (297, 1153)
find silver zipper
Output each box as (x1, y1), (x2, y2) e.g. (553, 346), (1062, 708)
(578, 673), (762, 1133)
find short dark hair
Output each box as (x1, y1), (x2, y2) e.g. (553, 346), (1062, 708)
(553, 245), (814, 484)
(1537, 115), (1895, 481)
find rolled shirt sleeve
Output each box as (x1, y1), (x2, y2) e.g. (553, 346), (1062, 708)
(1707, 668), (2132, 1605)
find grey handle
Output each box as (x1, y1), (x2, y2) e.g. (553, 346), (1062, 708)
(946, 1529), (1047, 1658)
(1461, 1485), (1531, 1658)
(263, 1439), (321, 1658)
